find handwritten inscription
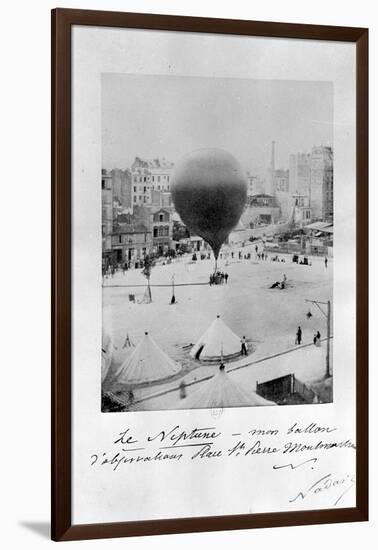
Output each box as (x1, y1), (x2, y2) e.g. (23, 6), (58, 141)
(147, 425), (221, 448)
(89, 421), (356, 507)
(289, 472), (356, 506)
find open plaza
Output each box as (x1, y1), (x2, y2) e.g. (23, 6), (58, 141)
(102, 241), (333, 411)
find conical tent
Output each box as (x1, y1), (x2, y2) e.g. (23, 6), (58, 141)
(180, 366), (276, 409)
(114, 332), (182, 386)
(102, 329), (114, 383)
(190, 315), (242, 362)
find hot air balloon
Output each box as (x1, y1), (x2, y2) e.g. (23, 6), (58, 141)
(171, 149), (247, 271)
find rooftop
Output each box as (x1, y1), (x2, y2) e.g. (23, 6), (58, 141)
(112, 223), (150, 235)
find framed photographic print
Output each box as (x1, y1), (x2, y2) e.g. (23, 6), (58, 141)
(52, 8), (368, 542)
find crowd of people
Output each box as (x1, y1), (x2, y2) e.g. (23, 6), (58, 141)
(209, 271), (229, 286)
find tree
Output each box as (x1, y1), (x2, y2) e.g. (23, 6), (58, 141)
(141, 254), (155, 302)
(172, 220), (190, 241)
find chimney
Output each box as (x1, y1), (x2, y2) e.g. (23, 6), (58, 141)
(270, 141), (276, 195)
(271, 140), (276, 172)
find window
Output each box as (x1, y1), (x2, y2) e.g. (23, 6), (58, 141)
(159, 213), (164, 222)
(153, 228), (158, 237)
(143, 187), (146, 193)
(133, 196), (136, 203)
(119, 235), (122, 243)
(133, 186), (136, 192)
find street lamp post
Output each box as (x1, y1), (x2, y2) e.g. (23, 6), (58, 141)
(171, 274), (176, 304)
(305, 298), (331, 378)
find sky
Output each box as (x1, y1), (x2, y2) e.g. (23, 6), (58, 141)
(102, 74), (333, 175)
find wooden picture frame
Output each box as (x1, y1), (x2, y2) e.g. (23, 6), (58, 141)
(52, 8), (368, 542)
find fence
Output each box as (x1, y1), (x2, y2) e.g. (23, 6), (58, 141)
(264, 242), (329, 257)
(256, 373), (316, 404)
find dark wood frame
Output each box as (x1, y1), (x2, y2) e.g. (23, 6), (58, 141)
(52, 8), (368, 542)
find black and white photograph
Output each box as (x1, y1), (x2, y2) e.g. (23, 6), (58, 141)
(101, 74), (334, 413)
(65, 12), (363, 534)
(1, 0), (371, 546)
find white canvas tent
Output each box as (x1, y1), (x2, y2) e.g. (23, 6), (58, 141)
(101, 329), (114, 383)
(113, 332), (182, 386)
(190, 315), (242, 362)
(179, 365), (276, 409)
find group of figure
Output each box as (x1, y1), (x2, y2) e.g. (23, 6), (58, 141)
(209, 271), (229, 286)
(295, 326), (321, 346)
(256, 252), (268, 261)
(103, 264), (117, 278)
(271, 254), (286, 263)
(122, 261), (131, 273)
(270, 273), (287, 290)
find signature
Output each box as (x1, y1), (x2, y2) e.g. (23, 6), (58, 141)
(273, 458), (318, 470)
(289, 472), (356, 506)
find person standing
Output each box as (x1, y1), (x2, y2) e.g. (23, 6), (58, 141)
(179, 380), (187, 399)
(281, 273), (287, 289)
(225, 272), (229, 284)
(296, 326), (302, 345)
(316, 330), (321, 346)
(241, 336), (248, 356)
(325, 256), (328, 268)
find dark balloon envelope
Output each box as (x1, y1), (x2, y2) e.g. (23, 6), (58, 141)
(171, 149), (247, 260)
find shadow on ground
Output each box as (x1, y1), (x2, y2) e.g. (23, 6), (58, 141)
(19, 521), (50, 539)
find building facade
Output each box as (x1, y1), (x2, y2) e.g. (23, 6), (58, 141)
(151, 189), (173, 208)
(131, 157), (174, 207)
(242, 194), (281, 226)
(131, 161), (152, 207)
(291, 193), (312, 227)
(111, 168), (132, 208)
(310, 146), (333, 220)
(289, 152), (312, 196)
(246, 173), (264, 197)
(151, 208), (173, 255)
(289, 146), (333, 222)
(101, 169), (113, 267)
(111, 224), (152, 264)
